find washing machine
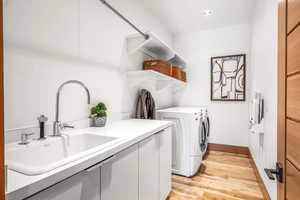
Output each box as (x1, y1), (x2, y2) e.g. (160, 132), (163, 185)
(185, 107), (210, 153)
(157, 107), (209, 177)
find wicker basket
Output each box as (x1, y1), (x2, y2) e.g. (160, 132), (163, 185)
(143, 60), (172, 76)
(181, 71), (187, 82)
(172, 66), (183, 80)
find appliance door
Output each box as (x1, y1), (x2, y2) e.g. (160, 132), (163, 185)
(205, 116), (210, 139)
(199, 121), (207, 153)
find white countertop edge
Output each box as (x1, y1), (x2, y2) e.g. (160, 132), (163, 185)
(6, 120), (173, 200)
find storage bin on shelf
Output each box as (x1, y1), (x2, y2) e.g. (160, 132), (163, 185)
(181, 71), (186, 82)
(172, 66), (182, 80)
(143, 60), (172, 76)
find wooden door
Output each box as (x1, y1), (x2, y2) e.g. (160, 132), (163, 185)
(278, 0), (300, 199)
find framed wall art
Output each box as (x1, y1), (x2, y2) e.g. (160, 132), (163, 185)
(211, 54), (246, 101)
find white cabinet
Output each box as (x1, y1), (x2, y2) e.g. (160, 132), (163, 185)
(26, 128), (171, 200)
(139, 128), (172, 200)
(101, 144), (139, 200)
(27, 166), (101, 200)
(159, 128), (172, 200)
(139, 134), (160, 200)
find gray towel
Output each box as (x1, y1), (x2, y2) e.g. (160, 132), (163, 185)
(136, 89), (156, 119)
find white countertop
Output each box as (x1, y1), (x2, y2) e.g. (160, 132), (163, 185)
(5, 119), (173, 200)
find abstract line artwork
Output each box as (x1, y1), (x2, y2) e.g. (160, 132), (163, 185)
(211, 54), (246, 101)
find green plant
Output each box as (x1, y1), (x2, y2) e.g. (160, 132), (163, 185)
(90, 102), (107, 118)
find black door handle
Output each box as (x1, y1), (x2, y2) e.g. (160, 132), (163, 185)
(264, 162), (283, 183)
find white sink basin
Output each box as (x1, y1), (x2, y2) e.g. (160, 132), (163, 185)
(5, 133), (118, 175)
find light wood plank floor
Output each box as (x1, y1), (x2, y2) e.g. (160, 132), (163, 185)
(167, 151), (265, 200)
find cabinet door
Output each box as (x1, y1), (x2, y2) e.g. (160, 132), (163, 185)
(139, 134), (160, 200)
(101, 144), (139, 200)
(27, 166), (100, 200)
(159, 128), (172, 200)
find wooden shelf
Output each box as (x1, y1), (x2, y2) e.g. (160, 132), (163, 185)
(126, 32), (186, 68)
(126, 70), (186, 91)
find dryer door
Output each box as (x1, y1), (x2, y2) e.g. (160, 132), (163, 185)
(205, 116), (210, 138)
(199, 121), (207, 153)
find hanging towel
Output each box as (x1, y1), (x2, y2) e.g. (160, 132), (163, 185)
(136, 89), (156, 119)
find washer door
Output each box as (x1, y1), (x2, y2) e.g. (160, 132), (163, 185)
(205, 116), (210, 138)
(199, 121), (207, 153)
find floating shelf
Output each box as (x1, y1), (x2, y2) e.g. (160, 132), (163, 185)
(127, 32), (186, 68)
(126, 70), (186, 91)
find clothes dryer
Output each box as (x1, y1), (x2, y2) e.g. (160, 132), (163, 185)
(157, 107), (209, 177)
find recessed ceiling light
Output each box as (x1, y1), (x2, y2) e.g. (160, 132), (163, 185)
(203, 9), (212, 16)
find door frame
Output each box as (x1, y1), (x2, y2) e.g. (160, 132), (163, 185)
(277, 0), (287, 199)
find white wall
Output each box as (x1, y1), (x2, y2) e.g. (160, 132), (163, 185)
(249, 0), (278, 199)
(173, 24), (251, 146)
(4, 0), (174, 142)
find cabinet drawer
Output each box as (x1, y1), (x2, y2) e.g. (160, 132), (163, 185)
(287, 24), (300, 75)
(139, 134), (160, 200)
(26, 168), (101, 200)
(101, 144), (139, 200)
(287, 119), (300, 169)
(26, 172), (85, 200)
(288, 0), (300, 33)
(287, 74), (300, 120)
(286, 161), (300, 200)
(159, 128), (172, 200)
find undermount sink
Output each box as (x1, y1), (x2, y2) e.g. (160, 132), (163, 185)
(5, 133), (118, 175)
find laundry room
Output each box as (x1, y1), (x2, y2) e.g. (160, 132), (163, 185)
(1, 0), (295, 200)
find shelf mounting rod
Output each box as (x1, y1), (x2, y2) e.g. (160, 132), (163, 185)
(99, 0), (149, 40)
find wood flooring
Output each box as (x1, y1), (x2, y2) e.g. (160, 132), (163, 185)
(167, 151), (265, 200)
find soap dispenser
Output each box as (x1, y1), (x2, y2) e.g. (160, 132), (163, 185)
(37, 115), (48, 140)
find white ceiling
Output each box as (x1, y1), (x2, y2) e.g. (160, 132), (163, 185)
(141, 0), (257, 33)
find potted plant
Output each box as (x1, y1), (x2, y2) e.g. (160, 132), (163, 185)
(90, 102), (107, 127)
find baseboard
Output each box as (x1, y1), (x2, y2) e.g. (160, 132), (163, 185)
(207, 143), (249, 155)
(248, 151), (271, 200)
(207, 143), (271, 200)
